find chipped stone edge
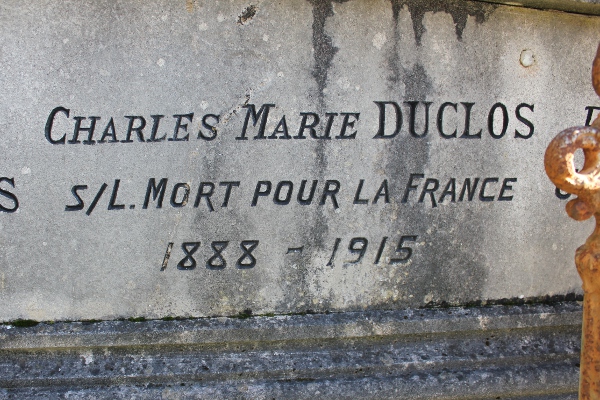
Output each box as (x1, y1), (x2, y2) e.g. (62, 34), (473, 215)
(475, 0), (600, 16)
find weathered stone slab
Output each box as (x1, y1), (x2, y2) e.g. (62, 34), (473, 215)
(0, 0), (598, 321)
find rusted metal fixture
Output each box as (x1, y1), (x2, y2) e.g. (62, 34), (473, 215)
(545, 42), (600, 399)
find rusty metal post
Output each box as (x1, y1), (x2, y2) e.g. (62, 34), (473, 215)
(545, 43), (600, 399)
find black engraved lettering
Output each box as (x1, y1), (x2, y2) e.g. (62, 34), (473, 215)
(178, 242), (200, 270)
(194, 182), (215, 211)
(207, 241), (229, 269)
(402, 173), (424, 203)
(0, 178), (19, 213)
(274, 181), (293, 205)
(45, 106), (69, 144)
(69, 116), (100, 145)
(353, 179), (369, 204)
(320, 180), (340, 209)
(479, 177), (499, 201)
(405, 101), (431, 138)
(251, 181), (272, 206)
(515, 103), (535, 138)
(99, 118), (118, 143)
(374, 237), (387, 264)
(86, 183), (108, 216)
(148, 115), (167, 142)
(585, 106), (600, 126)
(459, 102), (482, 139)
(555, 187), (570, 200)
(170, 182), (190, 207)
(237, 240), (258, 268)
(373, 180), (390, 204)
(498, 178), (517, 201)
(65, 184), (87, 211)
(199, 114), (219, 140)
(488, 103), (508, 139)
(268, 116), (292, 139)
(327, 238), (341, 267)
(238, 103), (275, 140)
(336, 112), (359, 139)
(439, 178), (456, 203)
(298, 180), (318, 205)
(108, 179), (125, 210)
(437, 102), (458, 138)
(373, 101), (402, 139)
(219, 181), (240, 207)
(161, 242), (173, 271)
(315, 113), (337, 140)
(458, 178), (480, 201)
(169, 113), (193, 141)
(419, 178), (439, 207)
(323, 113), (338, 139)
(295, 112), (319, 139)
(390, 235), (417, 263)
(143, 178), (168, 209)
(347, 237), (368, 264)
(121, 116), (146, 143)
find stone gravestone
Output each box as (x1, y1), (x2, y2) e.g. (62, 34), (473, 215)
(0, 0), (598, 398)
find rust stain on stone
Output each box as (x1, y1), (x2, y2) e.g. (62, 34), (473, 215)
(545, 42), (600, 400)
(594, 44), (600, 97)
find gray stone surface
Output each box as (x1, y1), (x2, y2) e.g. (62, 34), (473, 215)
(0, 303), (583, 399)
(0, 0), (598, 322)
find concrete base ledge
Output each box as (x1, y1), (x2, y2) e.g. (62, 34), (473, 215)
(0, 303), (582, 399)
